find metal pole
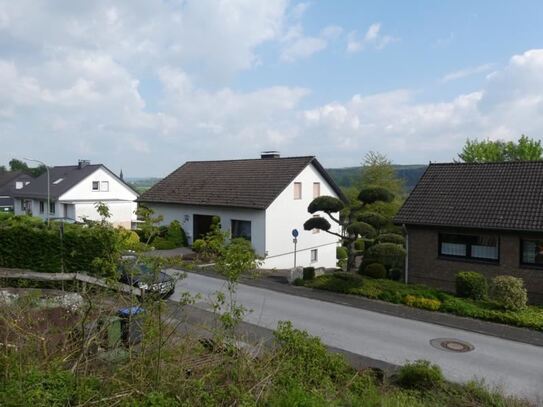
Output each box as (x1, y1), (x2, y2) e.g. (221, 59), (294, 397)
(293, 239), (297, 268)
(23, 158), (49, 225)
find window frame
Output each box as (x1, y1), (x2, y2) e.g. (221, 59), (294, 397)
(313, 182), (321, 198)
(438, 233), (499, 263)
(293, 182), (302, 200)
(49, 201), (55, 215)
(101, 181), (109, 192)
(519, 238), (543, 268)
(231, 219), (252, 242)
(92, 181), (99, 191)
(310, 248), (318, 263)
(39, 201), (45, 214)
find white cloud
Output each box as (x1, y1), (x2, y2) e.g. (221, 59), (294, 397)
(302, 49), (543, 166)
(280, 24), (343, 62)
(347, 23), (397, 53)
(442, 63), (494, 82)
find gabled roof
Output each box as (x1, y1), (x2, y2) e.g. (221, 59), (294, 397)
(139, 156), (347, 209)
(12, 164), (138, 200)
(0, 171), (33, 196)
(394, 161), (543, 232)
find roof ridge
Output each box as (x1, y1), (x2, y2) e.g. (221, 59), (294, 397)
(429, 160), (543, 166)
(185, 156), (315, 164)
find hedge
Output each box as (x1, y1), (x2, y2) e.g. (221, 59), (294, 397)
(0, 217), (121, 276)
(455, 271), (488, 300)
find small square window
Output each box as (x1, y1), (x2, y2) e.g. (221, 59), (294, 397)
(294, 182), (302, 200)
(310, 249), (318, 263)
(15, 181), (23, 190)
(101, 181), (109, 192)
(92, 181), (99, 191)
(313, 182), (320, 198)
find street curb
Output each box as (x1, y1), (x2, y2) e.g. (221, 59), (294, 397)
(176, 268), (543, 347)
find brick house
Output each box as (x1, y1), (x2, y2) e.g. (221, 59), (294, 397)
(394, 161), (543, 303)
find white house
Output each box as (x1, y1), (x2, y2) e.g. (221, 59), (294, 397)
(13, 160), (138, 228)
(138, 153), (347, 269)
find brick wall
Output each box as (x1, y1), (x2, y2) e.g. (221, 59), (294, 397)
(406, 226), (543, 303)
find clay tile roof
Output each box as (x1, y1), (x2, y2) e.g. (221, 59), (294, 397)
(138, 156), (346, 209)
(394, 161), (543, 232)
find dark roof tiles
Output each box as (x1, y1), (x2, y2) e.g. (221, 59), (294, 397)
(139, 156), (346, 209)
(394, 161), (543, 232)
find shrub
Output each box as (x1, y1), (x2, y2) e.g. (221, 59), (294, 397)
(346, 222), (376, 238)
(396, 360), (444, 390)
(358, 187), (394, 204)
(192, 239), (206, 253)
(357, 212), (389, 230)
(354, 239), (365, 251)
(119, 230), (143, 251)
(293, 278), (305, 286)
(336, 246), (348, 260)
(361, 263), (387, 279)
(378, 290), (403, 303)
(364, 243), (406, 268)
(152, 237), (177, 250)
(303, 267), (316, 281)
(455, 271), (488, 300)
(376, 233), (405, 245)
(166, 220), (188, 247)
(402, 295), (441, 311)
(388, 267), (402, 281)
(492, 275), (528, 311)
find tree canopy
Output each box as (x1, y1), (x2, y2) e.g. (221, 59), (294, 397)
(359, 151), (405, 197)
(8, 158), (47, 177)
(458, 135), (542, 163)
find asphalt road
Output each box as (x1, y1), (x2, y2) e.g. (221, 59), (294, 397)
(169, 271), (543, 402)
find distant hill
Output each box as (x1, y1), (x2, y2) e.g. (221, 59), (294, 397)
(327, 165), (427, 192)
(127, 164), (428, 196)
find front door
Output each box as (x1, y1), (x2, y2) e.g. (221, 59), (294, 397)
(193, 214), (215, 240)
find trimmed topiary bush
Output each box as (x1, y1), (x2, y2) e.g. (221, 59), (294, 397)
(492, 275), (528, 311)
(376, 233), (405, 245)
(455, 271), (488, 300)
(358, 187), (394, 204)
(364, 243), (406, 268)
(361, 263), (387, 279)
(346, 222), (376, 238)
(192, 239), (206, 253)
(396, 360), (444, 390)
(303, 267), (316, 281)
(336, 246), (348, 260)
(354, 239), (365, 251)
(357, 212), (389, 230)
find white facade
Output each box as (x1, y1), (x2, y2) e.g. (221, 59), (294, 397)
(146, 162), (341, 270)
(15, 167), (138, 228)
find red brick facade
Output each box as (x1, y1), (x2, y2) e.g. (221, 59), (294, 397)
(406, 226), (543, 303)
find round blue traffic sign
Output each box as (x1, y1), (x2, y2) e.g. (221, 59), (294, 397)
(292, 228), (299, 238)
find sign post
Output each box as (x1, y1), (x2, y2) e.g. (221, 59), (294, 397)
(292, 229), (299, 268)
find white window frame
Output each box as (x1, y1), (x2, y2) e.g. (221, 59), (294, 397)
(293, 182), (302, 200)
(310, 249), (318, 263)
(15, 181), (23, 190)
(101, 181), (109, 192)
(313, 182), (321, 198)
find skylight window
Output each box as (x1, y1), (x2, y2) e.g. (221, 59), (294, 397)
(53, 178), (64, 184)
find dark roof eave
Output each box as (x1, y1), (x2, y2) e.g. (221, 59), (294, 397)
(396, 220), (543, 234)
(136, 198), (266, 210)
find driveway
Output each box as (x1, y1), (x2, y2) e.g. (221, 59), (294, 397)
(170, 271), (543, 403)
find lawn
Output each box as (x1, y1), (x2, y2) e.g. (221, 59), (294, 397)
(302, 273), (543, 331)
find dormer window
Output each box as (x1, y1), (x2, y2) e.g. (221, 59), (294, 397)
(53, 178), (64, 185)
(15, 181), (23, 189)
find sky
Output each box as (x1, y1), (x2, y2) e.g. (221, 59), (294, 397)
(1, 1), (543, 177)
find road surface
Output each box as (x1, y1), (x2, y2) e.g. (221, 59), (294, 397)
(169, 271), (543, 402)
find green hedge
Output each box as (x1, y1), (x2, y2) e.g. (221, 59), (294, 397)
(0, 217), (121, 276)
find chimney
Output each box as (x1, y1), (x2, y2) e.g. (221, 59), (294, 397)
(78, 159), (90, 169)
(260, 151), (280, 159)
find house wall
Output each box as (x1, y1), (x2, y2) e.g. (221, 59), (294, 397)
(146, 203), (266, 255)
(264, 163), (341, 269)
(406, 225), (543, 303)
(74, 201), (136, 228)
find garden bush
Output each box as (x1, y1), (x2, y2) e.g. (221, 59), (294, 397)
(388, 267), (402, 281)
(364, 242), (406, 269)
(395, 360), (444, 390)
(354, 239), (365, 251)
(361, 263), (387, 279)
(376, 233), (405, 245)
(455, 271), (488, 300)
(152, 220), (188, 249)
(303, 267), (315, 281)
(336, 246), (348, 260)
(192, 239), (206, 253)
(492, 275), (528, 311)
(357, 212), (389, 230)
(293, 278), (305, 286)
(402, 295), (441, 311)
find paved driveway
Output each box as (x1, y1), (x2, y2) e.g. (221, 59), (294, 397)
(169, 271), (543, 403)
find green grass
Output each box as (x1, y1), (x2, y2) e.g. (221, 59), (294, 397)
(304, 273), (543, 331)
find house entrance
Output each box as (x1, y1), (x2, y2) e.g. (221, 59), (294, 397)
(193, 214), (215, 240)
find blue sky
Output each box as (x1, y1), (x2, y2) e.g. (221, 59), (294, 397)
(1, 1), (542, 176)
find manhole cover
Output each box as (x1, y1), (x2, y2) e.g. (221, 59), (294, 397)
(430, 338), (474, 353)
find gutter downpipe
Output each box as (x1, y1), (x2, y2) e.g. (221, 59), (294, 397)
(403, 224), (408, 284)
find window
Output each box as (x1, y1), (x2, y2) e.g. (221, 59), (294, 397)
(231, 220), (251, 241)
(310, 249), (318, 263)
(293, 182), (302, 199)
(101, 181), (109, 192)
(313, 182), (321, 198)
(312, 215), (320, 234)
(92, 181), (99, 191)
(521, 239), (543, 266)
(20, 200), (25, 211)
(53, 178), (64, 185)
(439, 233), (498, 261)
(15, 181), (23, 190)
(39, 201), (45, 214)
(49, 201), (55, 214)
